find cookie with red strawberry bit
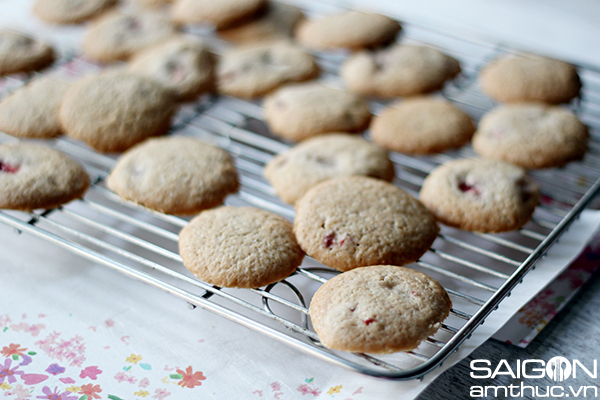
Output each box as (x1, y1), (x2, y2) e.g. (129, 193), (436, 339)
(128, 37), (215, 100)
(107, 136), (239, 215)
(179, 206), (304, 288)
(309, 265), (451, 354)
(294, 176), (438, 272)
(419, 158), (540, 233)
(472, 103), (588, 169)
(0, 143), (89, 211)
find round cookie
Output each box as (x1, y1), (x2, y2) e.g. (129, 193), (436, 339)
(179, 206), (304, 288)
(171, 0), (266, 29)
(294, 176), (439, 272)
(107, 136), (238, 214)
(295, 11), (400, 51)
(472, 103), (588, 169)
(83, 11), (178, 62)
(217, 42), (318, 99)
(419, 158), (540, 233)
(370, 97), (475, 154)
(479, 55), (581, 104)
(59, 72), (176, 153)
(0, 143), (90, 211)
(263, 83), (371, 141)
(309, 265), (452, 354)
(33, 0), (118, 24)
(264, 134), (395, 204)
(217, 2), (304, 43)
(128, 37), (215, 100)
(0, 76), (70, 139)
(0, 30), (55, 76)
(341, 44), (460, 98)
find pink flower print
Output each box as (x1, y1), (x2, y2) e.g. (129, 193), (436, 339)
(0, 359), (23, 384)
(35, 333), (86, 367)
(113, 372), (137, 384)
(176, 366), (206, 389)
(79, 383), (102, 399)
(296, 383), (321, 396)
(0, 314), (12, 329)
(45, 364), (65, 376)
(104, 319), (115, 328)
(139, 378), (150, 388)
(10, 323), (45, 337)
(152, 388), (171, 400)
(270, 382), (281, 391)
(79, 366), (102, 380)
(6, 383), (32, 399)
(1, 343), (26, 358)
(35, 386), (77, 400)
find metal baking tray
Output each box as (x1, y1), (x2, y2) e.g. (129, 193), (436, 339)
(1, 0), (600, 380)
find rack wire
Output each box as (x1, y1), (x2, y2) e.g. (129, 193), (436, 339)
(1, 1), (600, 380)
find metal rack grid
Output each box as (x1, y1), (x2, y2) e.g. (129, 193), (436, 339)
(2, 2), (600, 380)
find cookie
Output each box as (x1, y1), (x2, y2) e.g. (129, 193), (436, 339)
(479, 55), (581, 104)
(217, 2), (303, 43)
(419, 158), (540, 233)
(171, 0), (266, 29)
(107, 136), (238, 214)
(370, 97), (475, 154)
(295, 11), (400, 51)
(135, 0), (173, 7)
(472, 103), (588, 169)
(263, 83), (371, 141)
(0, 76), (70, 139)
(309, 265), (451, 354)
(179, 206), (304, 288)
(217, 42), (318, 99)
(128, 37), (215, 100)
(0, 30), (55, 75)
(59, 72), (176, 153)
(33, 0), (118, 24)
(0, 143), (90, 211)
(341, 44), (460, 98)
(294, 177), (439, 272)
(264, 134), (394, 204)
(83, 11), (178, 62)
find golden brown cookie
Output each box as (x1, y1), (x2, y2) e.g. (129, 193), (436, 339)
(472, 103), (588, 169)
(263, 83), (371, 141)
(128, 37), (215, 100)
(341, 44), (460, 98)
(0, 30), (55, 75)
(33, 0), (118, 24)
(171, 0), (266, 29)
(309, 265), (452, 354)
(83, 11), (178, 62)
(264, 134), (394, 204)
(0, 143), (90, 211)
(179, 206), (304, 288)
(294, 176), (439, 272)
(0, 76), (70, 139)
(107, 136), (239, 214)
(295, 11), (400, 51)
(217, 2), (304, 43)
(370, 97), (475, 154)
(479, 55), (581, 104)
(59, 72), (176, 153)
(419, 158), (540, 232)
(216, 41), (319, 99)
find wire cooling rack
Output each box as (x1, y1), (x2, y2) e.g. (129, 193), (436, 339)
(1, 0), (600, 380)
